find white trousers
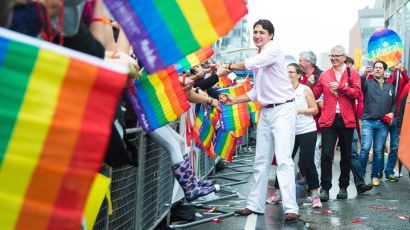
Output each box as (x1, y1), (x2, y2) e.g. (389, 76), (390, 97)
(149, 125), (185, 164)
(246, 102), (299, 214)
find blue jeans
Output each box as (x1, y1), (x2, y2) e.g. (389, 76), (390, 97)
(359, 120), (389, 178)
(384, 119), (400, 176)
(351, 129), (365, 185)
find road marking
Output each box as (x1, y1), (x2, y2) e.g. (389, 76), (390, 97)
(244, 213), (257, 230)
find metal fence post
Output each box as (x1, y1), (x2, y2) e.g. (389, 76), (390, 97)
(135, 133), (147, 230)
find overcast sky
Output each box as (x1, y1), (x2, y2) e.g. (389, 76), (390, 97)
(247, 0), (376, 59)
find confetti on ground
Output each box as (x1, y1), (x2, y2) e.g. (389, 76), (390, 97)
(321, 209), (334, 214)
(210, 218), (223, 223)
(352, 218), (364, 224)
(394, 214), (408, 221)
(369, 206), (397, 210)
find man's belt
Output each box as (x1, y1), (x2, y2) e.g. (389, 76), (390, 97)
(263, 98), (295, 108)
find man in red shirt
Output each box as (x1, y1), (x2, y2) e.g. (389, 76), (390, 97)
(312, 46), (361, 201)
(299, 51), (323, 87)
(299, 51), (323, 177)
(384, 63), (409, 181)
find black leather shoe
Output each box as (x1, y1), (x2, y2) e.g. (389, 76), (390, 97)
(320, 189), (329, 202)
(285, 213), (298, 222)
(336, 188), (348, 199)
(357, 184), (373, 194)
(234, 208), (256, 216)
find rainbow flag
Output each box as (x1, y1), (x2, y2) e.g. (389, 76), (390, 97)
(214, 129), (238, 162)
(233, 128), (246, 137)
(237, 78), (252, 92)
(192, 105), (215, 157)
(104, 0), (247, 73)
(247, 101), (261, 113)
(127, 66), (190, 132)
(218, 76), (233, 87)
(247, 100), (261, 125)
(0, 28), (127, 230)
(250, 110), (260, 124)
(218, 85), (250, 132)
(174, 46), (214, 73)
(208, 105), (221, 128)
(240, 78), (261, 123)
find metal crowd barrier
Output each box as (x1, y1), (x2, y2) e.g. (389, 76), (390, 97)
(93, 124), (218, 230)
(93, 128), (173, 230)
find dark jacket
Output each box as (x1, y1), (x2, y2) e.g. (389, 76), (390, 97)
(194, 73), (219, 91)
(361, 77), (396, 120)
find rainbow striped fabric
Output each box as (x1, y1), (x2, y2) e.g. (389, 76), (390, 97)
(218, 85), (250, 132)
(209, 106), (221, 127)
(192, 105), (215, 157)
(128, 66), (190, 132)
(249, 110), (260, 124)
(218, 76), (233, 87)
(104, 0), (247, 73)
(0, 28), (127, 230)
(247, 101), (261, 113)
(240, 78), (261, 124)
(174, 46), (214, 73)
(214, 129), (238, 162)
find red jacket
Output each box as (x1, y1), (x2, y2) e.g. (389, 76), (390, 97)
(355, 88), (364, 119)
(313, 68), (361, 128)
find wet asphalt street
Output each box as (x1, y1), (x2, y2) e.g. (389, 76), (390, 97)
(178, 149), (410, 230)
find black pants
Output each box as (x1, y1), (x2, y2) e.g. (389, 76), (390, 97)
(321, 114), (354, 190)
(275, 131), (319, 190)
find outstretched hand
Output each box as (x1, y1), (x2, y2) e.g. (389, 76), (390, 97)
(219, 93), (235, 105)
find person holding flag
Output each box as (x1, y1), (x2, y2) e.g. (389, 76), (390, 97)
(219, 19), (299, 222)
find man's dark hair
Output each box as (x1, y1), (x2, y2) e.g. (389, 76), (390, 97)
(253, 19), (274, 39)
(344, 56), (354, 65)
(373, 60), (387, 70)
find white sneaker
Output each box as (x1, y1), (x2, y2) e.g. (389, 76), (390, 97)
(311, 195), (322, 208)
(394, 169), (400, 177)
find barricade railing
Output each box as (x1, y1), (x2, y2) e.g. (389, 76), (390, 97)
(93, 123), (220, 230)
(93, 127), (173, 230)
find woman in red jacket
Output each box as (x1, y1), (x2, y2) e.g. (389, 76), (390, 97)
(312, 45), (361, 201)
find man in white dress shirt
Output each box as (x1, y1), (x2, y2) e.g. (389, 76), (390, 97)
(219, 19), (298, 222)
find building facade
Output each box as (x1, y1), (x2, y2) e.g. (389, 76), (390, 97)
(213, 17), (255, 63)
(385, 0), (410, 68)
(349, 1), (384, 69)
